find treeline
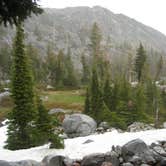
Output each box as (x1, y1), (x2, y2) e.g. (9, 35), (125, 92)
(83, 23), (166, 129)
(0, 25), (166, 90)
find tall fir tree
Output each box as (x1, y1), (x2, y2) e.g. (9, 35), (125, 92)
(81, 54), (90, 85)
(155, 55), (163, 81)
(90, 67), (103, 122)
(84, 88), (91, 115)
(5, 23), (36, 150)
(64, 48), (78, 87)
(55, 50), (65, 88)
(135, 43), (146, 82)
(90, 22), (102, 58)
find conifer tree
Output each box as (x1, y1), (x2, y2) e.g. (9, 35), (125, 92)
(35, 98), (64, 148)
(135, 43), (146, 82)
(155, 56), (163, 81)
(103, 78), (113, 111)
(64, 49), (78, 87)
(90, 22), (102, 58)
(5, 23), (36, 150)
(81, 54), (90, 85)
(55, 50), (65, 88)
(90, 67), (103, 121)
(84, 88), (91, 115)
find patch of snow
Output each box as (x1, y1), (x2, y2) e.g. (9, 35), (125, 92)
(0, 123), (166, 162)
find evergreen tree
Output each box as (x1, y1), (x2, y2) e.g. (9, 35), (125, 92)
(0, 0), (43, 26)
(90, 22), (102, 58)
(35, 98), (64, 148)
(81, 54), (90, 85)
(103, 78), (113, 111)
(55, 50), (65, 88)
(64, 49), (78, 87)
(5, 23), (36, 150)
(90, 67), (103, 121)
(135, 43), (146, 82)
(45, 45), (57, 86)
(155, 56), (163, 81)
(84, 88), (91, 115)
(26, 44), (45, 84)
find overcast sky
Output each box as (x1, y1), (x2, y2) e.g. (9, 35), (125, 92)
(39, 0), (166, 35)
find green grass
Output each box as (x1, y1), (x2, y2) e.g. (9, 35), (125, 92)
(0, 89), (85, 120)
(0, 107), (11, 121)
(42, 90), (85, 112)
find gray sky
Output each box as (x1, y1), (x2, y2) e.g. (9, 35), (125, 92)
(39, 0), (166, 35)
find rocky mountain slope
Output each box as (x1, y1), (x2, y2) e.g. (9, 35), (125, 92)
(0, 6), (166, 63)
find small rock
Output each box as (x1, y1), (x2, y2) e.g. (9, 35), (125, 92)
(96, 127), (105, 133)
(83, 139), (94, 144)
(122, 163), (133, 166)
(129, 155), (142, 165)
(119, 157), (123, 163)
(48, 108), (66, 115)
(101, 162), (112, 166)
(99, 122), (110, 130)
(72, 162), (80, 166)
(153, 146), (166, 157)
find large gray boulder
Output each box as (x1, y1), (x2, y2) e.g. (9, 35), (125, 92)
(122, 139), (156, 165)
(62, 114), (97, 138)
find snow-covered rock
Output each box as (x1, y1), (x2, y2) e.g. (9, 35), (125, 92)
(0, 91), (10, 103)
(127, 122), (154, 132)
(62, 114), (97, 138)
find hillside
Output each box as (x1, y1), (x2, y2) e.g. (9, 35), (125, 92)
(0, 6), (166, 61)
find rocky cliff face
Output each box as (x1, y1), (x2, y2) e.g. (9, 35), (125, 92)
(0, 6), (166, 64)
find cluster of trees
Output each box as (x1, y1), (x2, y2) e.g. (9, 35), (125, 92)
(84, 23), (166, 129)
(45, 47), (78, 89)
(0, 0), (64, 150)
(5, 24), (64, 150)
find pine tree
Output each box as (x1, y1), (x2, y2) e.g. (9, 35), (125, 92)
(35, 98), (64, 148)
(103, 78), (113, 111)
(5, 23), (36, 150)
(81, 54), (90, 85)
(45, 45), (57, 86)
(84, 88), (91, 115)
(90, 22), (102, 58)
(135, 43), (146, 82)
(90, 67), (103, 122)
(64, 49), (78, 88)
(155, 56), (163, 81)
(55, 50), (65, 88)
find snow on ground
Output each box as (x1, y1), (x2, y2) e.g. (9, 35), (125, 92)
(0, 123), (166, 162)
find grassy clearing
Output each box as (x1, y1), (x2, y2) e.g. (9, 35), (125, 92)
(42, 90), (85, 112)
(0, 107), (11, 121)
(0, 89), (85, 120)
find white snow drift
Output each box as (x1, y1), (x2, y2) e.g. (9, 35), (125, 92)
(0, 123), (166, 162)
